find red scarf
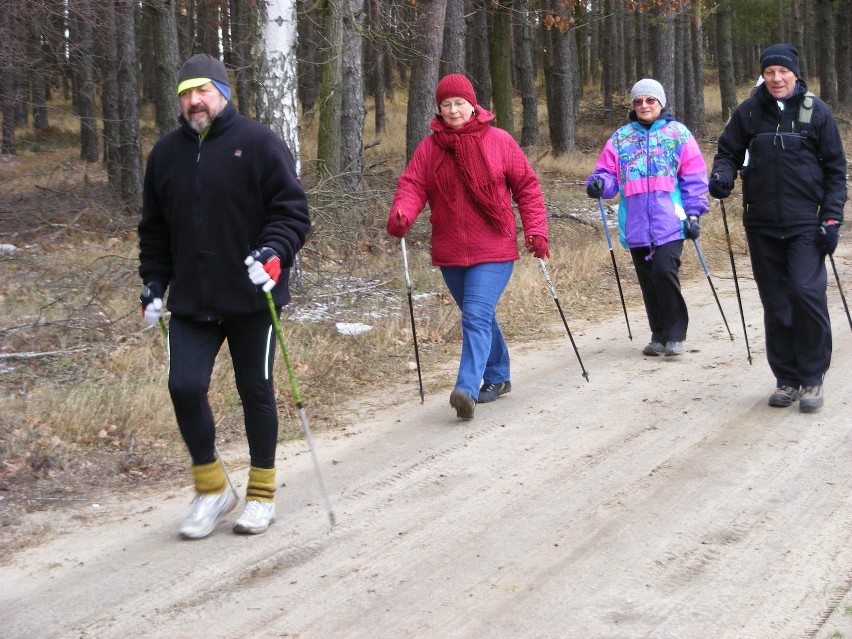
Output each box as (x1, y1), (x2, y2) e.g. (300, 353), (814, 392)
(431, 116), (512, 234)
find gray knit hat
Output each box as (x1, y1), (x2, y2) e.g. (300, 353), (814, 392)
(630, 79), (667, 108)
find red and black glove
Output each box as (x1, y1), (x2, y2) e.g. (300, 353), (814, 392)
(525, 235), (550, 259)
(245, 247), (281, 292)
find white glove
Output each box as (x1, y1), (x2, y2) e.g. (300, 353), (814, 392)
(245, 255), (276, 292)
(143, 298), (163, 325)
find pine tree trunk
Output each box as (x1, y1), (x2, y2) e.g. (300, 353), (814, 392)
(116, 0), (142, 208)
(489, 0), (514, 135)
(404, 0), (447, 161)
(466, 0), (491, 111)
(440, 0), (465, 76)
(339, 0), (365, 191)
(317, 0), (344, 176)
(148, 0), (181, 137)
(716, 1), (737, 120)
(815, 0), (837, 106)
(513, 0), (537, 148)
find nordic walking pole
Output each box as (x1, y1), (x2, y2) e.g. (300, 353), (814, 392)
(828, 253), (852, 333)
(719, 199), (753, 364)
(159, 317), (237, 499)
(259, 285), (336, 527)
(691, 239), (734, 341)
(400, 237), (425, 403)
(597, 198), (632, 340)
(538, 258), (589, 382)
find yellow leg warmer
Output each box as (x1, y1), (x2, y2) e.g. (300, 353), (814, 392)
(246, 466), (276, 503)
(191, 459), (227, 495)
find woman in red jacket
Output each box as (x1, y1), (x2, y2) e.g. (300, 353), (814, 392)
(388, 74), (549, 420)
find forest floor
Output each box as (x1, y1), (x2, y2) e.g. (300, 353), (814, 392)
(2, 237), (851, 638)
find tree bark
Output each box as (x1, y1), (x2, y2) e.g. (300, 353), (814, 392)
(440, 0), (465, 76)
(715, 0), (737, 120)
(404, 0), (447, 161)
(339, 0), (365, 191)
(116, 0), (142, 208)
(513, 0), (537, 148)
(815, 0), (837, 106)
(489, 0), (514, 135)
(316, 0), (344, 176)
(466, 0), (491, 111)
(148, 0), (181, 137)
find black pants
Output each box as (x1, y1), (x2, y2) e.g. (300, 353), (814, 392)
(630, 240), (688, 344)
(747, 229), (831, 387)
(167, 310), (278, 468)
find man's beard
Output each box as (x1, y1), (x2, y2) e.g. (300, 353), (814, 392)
(188, 109), (212, 133)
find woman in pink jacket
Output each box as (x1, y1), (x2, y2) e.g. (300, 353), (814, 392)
(387, 74), (549, 420)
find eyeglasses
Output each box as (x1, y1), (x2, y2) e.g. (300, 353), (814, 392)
(632, 97), (659, 107)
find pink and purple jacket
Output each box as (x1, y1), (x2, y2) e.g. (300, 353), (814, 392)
(587, 113), (708, 249)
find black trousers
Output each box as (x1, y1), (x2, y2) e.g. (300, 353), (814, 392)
(630, 240), (688, 344)
(166, 309), (279, 469)
(746, 229), (831, 387)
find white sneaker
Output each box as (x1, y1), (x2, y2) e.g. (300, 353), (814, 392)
(179, 490), (238, 539)
(233, 500), (276, 535)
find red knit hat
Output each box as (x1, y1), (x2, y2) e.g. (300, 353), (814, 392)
(435, 74), (477, 107)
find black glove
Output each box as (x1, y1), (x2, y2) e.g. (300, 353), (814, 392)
(708, 173), (733, 200)
(140, 281), (165, 326)
(819, 222), (840, 256)
(684, 215), (701, 240)
(586, 177), (604, 199)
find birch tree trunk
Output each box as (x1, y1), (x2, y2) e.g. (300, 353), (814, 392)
(256, 0), (301, 170)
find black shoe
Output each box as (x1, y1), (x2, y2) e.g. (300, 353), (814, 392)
(449, 388), (475, 419)
(478, 381), (511, 403)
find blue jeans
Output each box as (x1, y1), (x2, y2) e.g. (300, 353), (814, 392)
(441, 261), (514, 399)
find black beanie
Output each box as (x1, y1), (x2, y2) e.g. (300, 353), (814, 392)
(177, 54), (230, 94)
(760, 44), (800, 77)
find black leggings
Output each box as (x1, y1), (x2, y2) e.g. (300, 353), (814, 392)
(166, 310), (278, 468)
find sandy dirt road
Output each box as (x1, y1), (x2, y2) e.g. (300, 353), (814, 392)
(2, 248), (851, 639)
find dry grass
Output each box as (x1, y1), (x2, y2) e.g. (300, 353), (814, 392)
(1, 83), (848, 543)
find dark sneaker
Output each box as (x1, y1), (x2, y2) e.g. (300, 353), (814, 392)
(449, 388), (475, 419)
(768, 385), (800, 408)
(478, 381), (511, 403)
(642, 341), (665, 356)
(664, 341), (684, 356)
(799, 385), (823, 413)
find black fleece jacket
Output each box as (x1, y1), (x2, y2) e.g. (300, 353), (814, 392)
(138, 103), (311, 318)
(711, 81), (846, 235)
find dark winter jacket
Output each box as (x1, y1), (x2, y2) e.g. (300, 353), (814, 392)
(711, 81), (846, 234)
(138, 102), (311, 319)
(387, 108), (547, 267)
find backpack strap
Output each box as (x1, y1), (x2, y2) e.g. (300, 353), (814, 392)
(798, 91), (815, 136)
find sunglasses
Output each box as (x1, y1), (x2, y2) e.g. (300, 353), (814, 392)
(632, 97), (659, 107)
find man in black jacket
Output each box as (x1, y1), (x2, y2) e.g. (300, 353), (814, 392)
(710, 44), (846, 413)
(138, 54), (311, 538)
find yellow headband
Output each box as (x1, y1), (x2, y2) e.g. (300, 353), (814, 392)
(177, 77), (211, 95)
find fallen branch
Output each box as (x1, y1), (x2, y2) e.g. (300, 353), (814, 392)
(0, 345), (91, 360)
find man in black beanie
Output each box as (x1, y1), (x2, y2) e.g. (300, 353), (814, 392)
(709, 44), (847, 413)
(138, 53), (312, 538)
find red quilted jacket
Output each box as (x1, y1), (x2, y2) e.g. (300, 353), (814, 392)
(388, 109), (548, 267)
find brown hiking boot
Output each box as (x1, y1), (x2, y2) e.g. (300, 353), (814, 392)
(768, 385), (799, 408)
